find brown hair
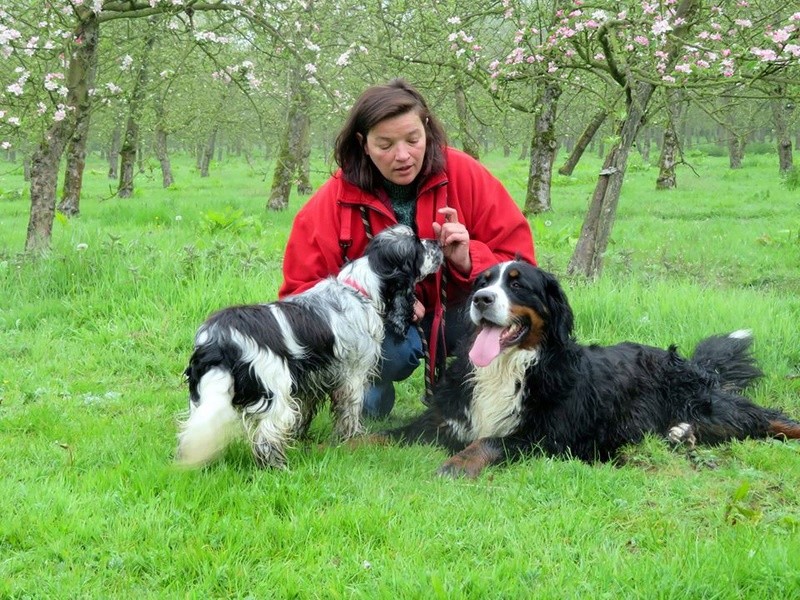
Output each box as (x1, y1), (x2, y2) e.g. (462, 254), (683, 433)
(334, 79), (448, 194)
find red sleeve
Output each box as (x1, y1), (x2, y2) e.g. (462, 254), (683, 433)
(446, 150), (536, 287)
(278, 179), (345, 298)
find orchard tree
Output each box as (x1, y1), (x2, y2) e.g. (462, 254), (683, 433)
(443, 0), (799, 278)
(0, 0), (325, 253)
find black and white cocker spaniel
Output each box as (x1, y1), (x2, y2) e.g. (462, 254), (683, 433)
(178, 224), (443, 469)
(387, 260), (800, 478)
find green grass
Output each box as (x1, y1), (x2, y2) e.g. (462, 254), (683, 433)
(1, 149), (800, 598)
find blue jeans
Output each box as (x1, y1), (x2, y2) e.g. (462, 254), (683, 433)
(362, 326), (424, 418)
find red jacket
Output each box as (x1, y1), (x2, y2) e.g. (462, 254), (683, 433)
(279, 147), (536, 367)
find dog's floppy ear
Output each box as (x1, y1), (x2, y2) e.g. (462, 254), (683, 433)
(541, 269), (574, 345)
(383, 273), (416, 337)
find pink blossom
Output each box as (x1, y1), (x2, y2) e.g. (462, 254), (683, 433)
(768, 28), (791, 44)
(784, 44), (800, 57)
(54, 108), (67, 122)
(735, 19), (752, 28)
(674, 63), (692, 74)
(695, 59), (710, 69)
(662, 75), (676, 83)
(634, 35), (649, 46)
(6, 82), (23, 95)
(750, 47), (777, 61)
(652, 18), (672, 35)
(593, 53), (605, 61)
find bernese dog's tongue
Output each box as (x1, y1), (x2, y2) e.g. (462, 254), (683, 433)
(469, 325), (503, 367)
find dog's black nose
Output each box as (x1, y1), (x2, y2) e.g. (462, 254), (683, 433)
(472, 290), (495, 312)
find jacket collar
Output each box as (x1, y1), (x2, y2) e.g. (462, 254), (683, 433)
(335, 168), (448, 205)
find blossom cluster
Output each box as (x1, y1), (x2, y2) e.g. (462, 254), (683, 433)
(443, 1), (799, 93)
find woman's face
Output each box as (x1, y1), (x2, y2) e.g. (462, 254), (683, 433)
(363, 111), (427, 185)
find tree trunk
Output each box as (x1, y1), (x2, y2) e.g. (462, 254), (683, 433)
(728, 134), (745, 169)
(524, 81), (561, 214)
(656, 89), (685, 190)
(58, 102), (93, 216)
(269, 67), (311, 210)
(455, 83), (480, 160)
(295, 108), (313, 195)
(25, 16), (99, 253)
(108, 124), (121, 179)
(771, 89), (794, 174)
(199, 128), (217, 178)
(568, 0), (697, 279)
(638, 129), (651, 163)
(559, 109), (608, 176)
(118, 29), (155, 198)
(153, 99), (173, 187)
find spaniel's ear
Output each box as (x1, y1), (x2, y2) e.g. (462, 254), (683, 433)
(541, 270), (574, 346)
(383, 276), (416, 337)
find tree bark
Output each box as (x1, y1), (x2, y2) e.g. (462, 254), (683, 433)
(295, 108), (313, 195)
(25, 16), (99, 253)
(771, 89), (794, 174)
(567, 0), (698, 279)
(638, 129), (651, 163)
(199, 128), (217, 178)
(455, 82), (480, 160)
(558, 109), (608, 176)
(153, 98), (173, 187)
(58, 101), (93, 216)
(656, 89), (685, 190)
(728, 134), (745, 169)
(269, 67), (311, 210)
(524, 81), (561, 214)
(118, 29), (155, 198)
(108, 124), (121, 179)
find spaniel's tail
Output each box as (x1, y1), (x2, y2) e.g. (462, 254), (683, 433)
(691, 329), (763, 394)
(176, 367), (239, 468)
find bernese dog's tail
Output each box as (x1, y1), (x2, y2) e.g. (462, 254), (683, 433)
(767, 417), (800, 439)
(691, 329), (764, 394)
(692, 330), (800, 440)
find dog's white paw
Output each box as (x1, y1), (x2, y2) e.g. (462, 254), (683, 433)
(667, 422), (697, 449)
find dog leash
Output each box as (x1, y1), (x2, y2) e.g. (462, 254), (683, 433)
(352, 205), (445, 401)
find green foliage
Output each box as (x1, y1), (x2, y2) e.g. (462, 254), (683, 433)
(200, 206), (262, 235)
(0, 187), (26, 202)
(782, 166), (800, 191)
(747, 142), (777, 156)
(693, 143), (727, 157)
(1, 152), (800, 598)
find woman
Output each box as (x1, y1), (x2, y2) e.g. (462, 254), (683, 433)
(279, 79), (535, 418)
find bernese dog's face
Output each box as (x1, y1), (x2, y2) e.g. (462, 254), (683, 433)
(468, 261), (574, 367)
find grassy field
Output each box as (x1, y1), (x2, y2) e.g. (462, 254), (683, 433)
(1, 148), (799, 598)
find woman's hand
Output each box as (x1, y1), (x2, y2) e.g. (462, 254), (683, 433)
(432, 207), (471, 275)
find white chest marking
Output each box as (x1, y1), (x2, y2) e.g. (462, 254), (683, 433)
(463, 349), (539, 441)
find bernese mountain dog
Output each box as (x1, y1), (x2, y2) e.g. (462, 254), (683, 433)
(386, 260), (800, 478)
